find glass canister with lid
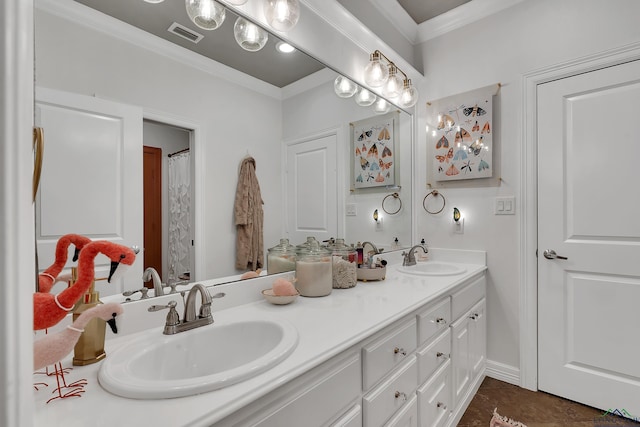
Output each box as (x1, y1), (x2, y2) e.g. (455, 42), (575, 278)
(267, 238), (296, 274)
(295, 240), (332, 297)
(295, 236), (319, 254)
(329, 238), (357, 289)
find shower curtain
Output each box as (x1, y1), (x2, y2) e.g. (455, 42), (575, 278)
(168, 151), (191, 284)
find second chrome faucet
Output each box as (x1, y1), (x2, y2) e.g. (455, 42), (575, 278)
(148, 284), (225, 335)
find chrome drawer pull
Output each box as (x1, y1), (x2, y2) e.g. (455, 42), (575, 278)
(436, 352), (449, 359)
(437, 402), (447, 410)
(435, 317), (447, 325)
(395, 391), (407, 401)
(393, 347), (407, 356)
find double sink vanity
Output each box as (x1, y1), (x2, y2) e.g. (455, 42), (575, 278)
(34, 248), (486, 427)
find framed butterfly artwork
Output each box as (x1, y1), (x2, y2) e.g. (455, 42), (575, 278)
(350, 111), (399, 190)
(425, 84), (499, 183)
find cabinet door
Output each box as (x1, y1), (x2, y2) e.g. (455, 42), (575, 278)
(385, 394), (418, 427)
(468, 299), (486, 378)
(450, 315), (471, 409)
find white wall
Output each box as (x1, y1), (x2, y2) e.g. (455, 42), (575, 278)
(35, 9), (284, 280)
(283, 77), (413, 249)
(414, 0), (640, 372)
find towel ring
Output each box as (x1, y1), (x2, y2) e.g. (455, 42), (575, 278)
(423, 190), (446, 214)
(382, 192), (402, 215)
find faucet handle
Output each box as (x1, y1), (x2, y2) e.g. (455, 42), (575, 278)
(148, 300), (180, 328)
(123, 287), (150, 300)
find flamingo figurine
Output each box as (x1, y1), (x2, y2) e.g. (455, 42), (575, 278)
(33, 240), (136, 330)
(38, 234), (92, 293)
(33, 302), (124, 371)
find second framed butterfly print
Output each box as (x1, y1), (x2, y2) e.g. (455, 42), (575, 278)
(427, 84), (499, 182)
(351, 111), (399, 190)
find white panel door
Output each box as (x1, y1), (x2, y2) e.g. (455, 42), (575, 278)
(538, 60), (640, 415)
(35, 88), (143, 296)
(285, 134), (338, 244)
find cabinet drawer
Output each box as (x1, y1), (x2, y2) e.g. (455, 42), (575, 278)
(417, 361), (451, 427)
(416, 297), (450, 346)
(451, 276), (485, 321)
(254, 354), (361, 427)
(331, 404), (362, 427)
(417, 329), (451, 385)
(363, 319), (417, 390)
(363, 356), (418, 427)
(384, 393), (417, 427)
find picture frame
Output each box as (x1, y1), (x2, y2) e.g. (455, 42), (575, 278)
(426, 84), (499, 183)
(350, 111), (399, 191)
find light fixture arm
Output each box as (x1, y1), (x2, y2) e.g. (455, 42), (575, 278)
(372, 50), (409, 82)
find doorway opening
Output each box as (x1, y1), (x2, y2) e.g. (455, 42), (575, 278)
(143, 119), (194, 287)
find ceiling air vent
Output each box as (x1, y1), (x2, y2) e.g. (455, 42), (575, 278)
(168, 22), (204, 44)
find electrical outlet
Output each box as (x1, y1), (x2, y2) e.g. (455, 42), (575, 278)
(453, 218), (464, 234)
(346, 203), (357, 216)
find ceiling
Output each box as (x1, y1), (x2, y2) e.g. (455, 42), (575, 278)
(70, 0), (509, 88)
(397, 0), (472, 24)
(72, 0), (325, 88)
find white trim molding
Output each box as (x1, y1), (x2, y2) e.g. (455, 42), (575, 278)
(0, 0), (36, 424)
(520, 40), (640, 391)
(417, 0), (525, 43)
(486, 360), (520, 386)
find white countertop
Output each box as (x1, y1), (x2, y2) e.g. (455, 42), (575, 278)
(33, 249), (486, 427)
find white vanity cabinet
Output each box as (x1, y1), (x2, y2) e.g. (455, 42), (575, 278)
(212, 272), (486, 427)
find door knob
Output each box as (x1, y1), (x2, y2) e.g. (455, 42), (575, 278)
(543, 249), (568, 260)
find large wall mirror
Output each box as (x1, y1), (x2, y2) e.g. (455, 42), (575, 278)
(34, 0), (413, 298)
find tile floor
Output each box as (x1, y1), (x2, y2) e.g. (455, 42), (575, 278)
(458, 377), (640, 426)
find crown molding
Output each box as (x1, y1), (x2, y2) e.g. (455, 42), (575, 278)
(35, 0), (282, 99)
(417, 0), (526, 43)
(281, 67), (335, 99)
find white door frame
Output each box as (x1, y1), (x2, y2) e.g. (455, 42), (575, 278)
(143, 109), (204, 282)
(519, 41), (640, 391)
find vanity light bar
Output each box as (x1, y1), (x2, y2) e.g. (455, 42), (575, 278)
(168, 22), (204, 44)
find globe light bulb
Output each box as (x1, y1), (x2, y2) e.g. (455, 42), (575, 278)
(364, 52), (389, 87)
(354, 87), (376, 106)
(398, 80), (419, 108)
(333, 76), (358, 98)
(185, 0), (226, 30)
(234, 17), (269, 52)
(264, 0), (300, 32)
(383, 65), (402, 99)
(373, 98), (390, 114)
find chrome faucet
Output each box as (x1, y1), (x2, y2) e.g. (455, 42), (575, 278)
(142, 267), (165, 296)
(148, 284), (225, 335)
(402, 244), (428, 267)
(362, 241), (383, 257)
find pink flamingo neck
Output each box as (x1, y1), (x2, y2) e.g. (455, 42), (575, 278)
(56, 241), (115, 308)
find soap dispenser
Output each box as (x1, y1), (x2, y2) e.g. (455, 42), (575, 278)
(70, 267), (108, 366)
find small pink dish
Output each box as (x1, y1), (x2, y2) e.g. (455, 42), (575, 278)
(261, 289), (299, 305)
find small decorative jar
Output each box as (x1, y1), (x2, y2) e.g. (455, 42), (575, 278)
(329, 238), (357, 289)
(295, 241), (332, 297)
(267, 238), (297, 274)
(295, 236), (319, 254)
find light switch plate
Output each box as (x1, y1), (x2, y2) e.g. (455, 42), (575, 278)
(346, 203), (357, 216)
(495, 196), (515, 215)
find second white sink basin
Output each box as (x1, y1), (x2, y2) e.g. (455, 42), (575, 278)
(98, 318), (298, 399)
(397, 261), (467, 276)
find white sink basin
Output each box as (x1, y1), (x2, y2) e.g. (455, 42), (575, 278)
(98, 319), (298, 399)
(397, 261), (467, 276)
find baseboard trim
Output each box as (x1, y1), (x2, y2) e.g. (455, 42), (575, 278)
(485, 360), (520, 386)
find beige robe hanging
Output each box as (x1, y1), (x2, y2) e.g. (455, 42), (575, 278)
(234, 157), (264, 271)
